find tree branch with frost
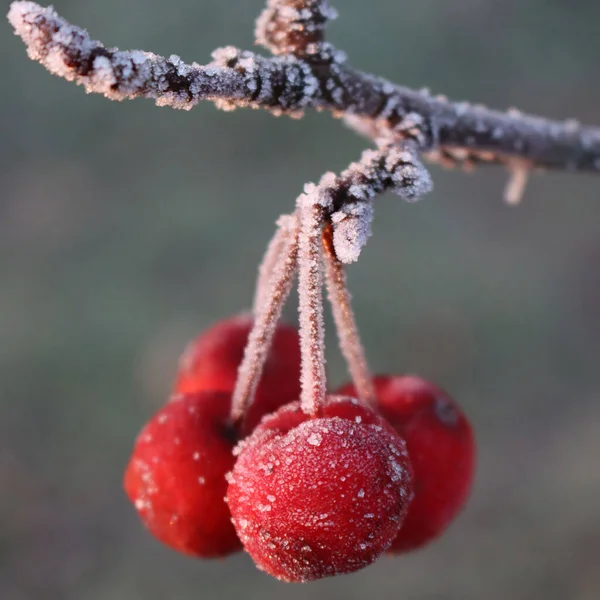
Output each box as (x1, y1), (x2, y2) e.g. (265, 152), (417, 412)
(312, 142), (432, 263)
(9, 0), (600, 177)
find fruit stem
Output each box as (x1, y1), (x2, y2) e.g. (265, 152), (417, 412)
(297, 190), (328, 417)
(322, 223), (376, 406)
(252, 217), (289, 316)
(230, 214), (299, 425)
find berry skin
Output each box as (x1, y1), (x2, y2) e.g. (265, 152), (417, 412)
(336, 375), (475, 552)
(174, 314), (301, 434)
(124, 391), (242, 558)
(227, 396), (414, 582)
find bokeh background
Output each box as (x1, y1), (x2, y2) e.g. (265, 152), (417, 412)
(2, 0), (600, 598)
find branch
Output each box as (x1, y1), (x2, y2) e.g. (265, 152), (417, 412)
(315, 142), (432, 263)
(6, 2), (322, 114)
(8, 1), (600, 174)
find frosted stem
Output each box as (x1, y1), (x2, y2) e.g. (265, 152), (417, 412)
(252, 216), (291, 316)
(297, 191), (328, 417)
(230, 214), (299, 425)
(322, 223), (375, 405)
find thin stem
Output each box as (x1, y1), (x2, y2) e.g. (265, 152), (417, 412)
(322, 223), (375, 406)
(297, 192), (327, 417)
(252, 216), (291, 316)
(230, 214), (299, 425)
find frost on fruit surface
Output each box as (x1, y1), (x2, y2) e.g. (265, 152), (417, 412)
(227, 408), (413, 582)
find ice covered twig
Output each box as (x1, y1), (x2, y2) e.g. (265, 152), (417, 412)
(6, 2), (322, 113)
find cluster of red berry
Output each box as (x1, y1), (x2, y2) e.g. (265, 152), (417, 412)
(124, 205), (475, 583)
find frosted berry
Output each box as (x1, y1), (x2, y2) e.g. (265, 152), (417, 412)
(227, 396), (413, 582)
(124, 391), (242, 557)
(174, 313), (301, 434)
(337, 375), (475, 552)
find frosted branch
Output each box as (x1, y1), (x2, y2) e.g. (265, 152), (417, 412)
(320, 142), (433, 263)
(9, 1), (600, 174)
(7, 2), (322, 114)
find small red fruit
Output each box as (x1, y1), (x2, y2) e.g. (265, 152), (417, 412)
(174, 314), (301, 434)
(227, 396), (414, 582)
(336, 375), (475, 552)
(124, 391), (242, 557)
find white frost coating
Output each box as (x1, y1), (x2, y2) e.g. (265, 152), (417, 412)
(330, 202), (373, 264)
(306, 433), (322, 446)
(386, 144), (434, 201)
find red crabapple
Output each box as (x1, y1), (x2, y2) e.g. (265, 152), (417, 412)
(124, 391), (242, 557)
(227, 396), (414, 582)
(174, 314), (301, 434)
(337, 375), (475, 552)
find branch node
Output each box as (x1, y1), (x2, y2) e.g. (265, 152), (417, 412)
(256, 0), (338, 60)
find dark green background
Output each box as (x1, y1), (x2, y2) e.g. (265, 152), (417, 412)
(2, 1), (600, 598)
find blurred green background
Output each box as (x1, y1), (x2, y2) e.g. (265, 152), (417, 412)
(2, 0), (600, 598)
